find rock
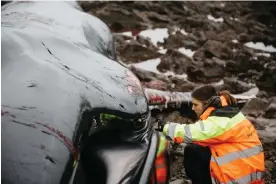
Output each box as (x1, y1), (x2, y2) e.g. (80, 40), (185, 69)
(169, 79), (198, 92)
(258, 130), (276, 144)
(170, 156), (185, 181)
(207, 29), (237, 42)
(217, 77), (255, 94)
(266, 160), (275, 171)
(117, 40), (162, 63)
(164, 111), (193, 124)
(113, 34), (133, 54)
(271, 53), (276, 61)
(136, 35), (157, 50)
(164, 32), (198, 50)
(257, 90), (269, 99)
(238, 33), (252, 43)
(193, 40), (232, 61)
(113, 33), (132, 41)
(179, 82), (198, 92)
(87, 3), (148, 33)
(129, 65), (169, 83)
(263, 97), (276, 119)
(146, 11), (171, 25)
(241, 98), (268, 118)
(187, 58), (225, 83)
(182, 41), (198, 51)
(225, 50), (265, 80)
(256, 61), (276, 95)
(247, 117), (267, 130)
(193, 31), (208, 46)
(265, 170), (272, 183)
(223, 17), (248, 34)
(170, 179), (187, 184)
(179, 15), (209, 31)
(130, 65), (197, 92)
(157, 49), (192, 75)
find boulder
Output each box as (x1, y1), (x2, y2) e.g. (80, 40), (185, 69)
(193, 40), (232, 61)
(263, 97), (276, 119)
(186, 58), (225, 83)
(242, 98), (268, 118)
(157, 49), (193, 75)
(117, 40), (162, 63)
(217, 77), (255, 94)
(256, 61), (276, 95)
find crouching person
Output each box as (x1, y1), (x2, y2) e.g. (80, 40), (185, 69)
(159, 84), (265, 184)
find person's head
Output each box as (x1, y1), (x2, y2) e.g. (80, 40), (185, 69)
(191, 84), (237, 117)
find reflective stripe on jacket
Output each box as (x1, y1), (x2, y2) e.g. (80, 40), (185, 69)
(163, 106), (265, 184)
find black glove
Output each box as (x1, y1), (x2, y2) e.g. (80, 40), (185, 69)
(155, 118), (166, 132)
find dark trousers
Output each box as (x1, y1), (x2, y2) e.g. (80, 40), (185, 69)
(184, 144), (212, 184)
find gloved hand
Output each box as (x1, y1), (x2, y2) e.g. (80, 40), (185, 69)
(155, 118), (167, 132)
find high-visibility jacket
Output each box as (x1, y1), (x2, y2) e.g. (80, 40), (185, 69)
(163, 105), (265, 184)
(152, 133), (169, 184)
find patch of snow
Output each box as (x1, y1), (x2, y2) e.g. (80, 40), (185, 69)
(183, 5), (188, 11)
(245, 42), (276, 53)
(232, 39), (239, 43)
(180, 29), (188, 35)
(207, 15), (224, 23)
(172, 27), (188, 36)
(213, 80), (224, 86)
(132, 58), (187, 80)
(126, 40), (131, 43)
(158, 49), (167, 54)
(171, 83), (176, 88)
(264, 63), (270, 68)
(163, 71), (187, 79)
(256, 53), (271, 57)
(233, 49), (237, 52)
(178, 47), (195, 58)
(172, 28), (178, 35)
(139, 28), (169, 46)
(220, 3), (225, 7)
(233, 87), (259, 99)
(120, 31), (132, 37)
(132, 58), (161, 73)
(230, 17), (240, 22)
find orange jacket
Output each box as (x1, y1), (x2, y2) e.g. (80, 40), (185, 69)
(152, 133), (169, 184)
(163, 103), (265, 183)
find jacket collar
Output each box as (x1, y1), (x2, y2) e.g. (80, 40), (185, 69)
(199, 107), (215, 120)
(199, 95), (229, 120)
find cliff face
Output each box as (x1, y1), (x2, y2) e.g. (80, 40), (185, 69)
(79, 1), (276, 183)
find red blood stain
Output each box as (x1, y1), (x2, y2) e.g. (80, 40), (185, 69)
(36, 121), (78, 160)
(2, 110), (78, 160)
(149, 95), (167, 104)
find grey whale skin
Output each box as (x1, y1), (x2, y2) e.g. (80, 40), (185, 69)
(1, 2), (150, 184)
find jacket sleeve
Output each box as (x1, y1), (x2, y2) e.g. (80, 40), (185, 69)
(162, 112), (246, 145)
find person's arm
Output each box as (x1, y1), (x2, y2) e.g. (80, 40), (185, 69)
(163, 112), (246, 146)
